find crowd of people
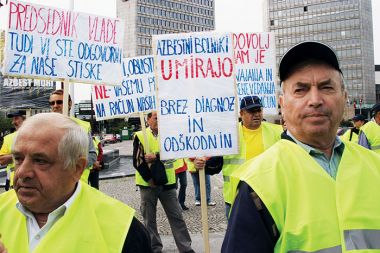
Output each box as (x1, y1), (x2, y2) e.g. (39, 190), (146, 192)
(1, 41), (380, 253)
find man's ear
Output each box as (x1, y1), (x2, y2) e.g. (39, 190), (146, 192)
(279, 95), (284, 108)
(74, 157), (87, 181)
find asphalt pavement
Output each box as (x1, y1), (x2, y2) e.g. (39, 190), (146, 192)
(0, 140), (227, 252)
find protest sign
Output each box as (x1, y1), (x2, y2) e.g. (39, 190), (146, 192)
(153, 32), (239, 160)
(234, 32), (278, 116)
(0, 73), (56, 109)
(3, 0), (124, 85)
(92, 55), (156, 120)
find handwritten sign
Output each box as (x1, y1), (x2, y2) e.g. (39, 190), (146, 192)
(234, 32), (278, 116)
(154, 32), (239, 160)
(3, 0), (124, 85)
(92, 55), (156, 120)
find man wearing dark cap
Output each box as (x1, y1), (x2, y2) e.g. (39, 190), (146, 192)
(221, 95), (282, 218)
(340, 114), (366, 143)
(0, 110), (26, 190)
(222, 42), (380, 252)
(358, 103), (380, 154)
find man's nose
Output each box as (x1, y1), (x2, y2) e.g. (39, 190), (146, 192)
(14, 157), (34, 179)
(308, 87), (323, 107)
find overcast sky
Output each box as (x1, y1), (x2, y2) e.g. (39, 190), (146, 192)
(0, 0), (379, 101)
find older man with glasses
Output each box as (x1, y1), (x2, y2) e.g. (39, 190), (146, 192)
(49, 89), (97, 183)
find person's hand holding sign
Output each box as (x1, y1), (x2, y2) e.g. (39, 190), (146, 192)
(192, 157), (209, 171)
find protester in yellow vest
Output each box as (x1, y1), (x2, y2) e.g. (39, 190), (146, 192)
(49, 89), (97, 182)
(88, 136), (103, 189)
(0, 113), (152, 253)
(358, 103), (380, 154)
(222, 41), (380, 253)
(132, 111), (194, 253)
(222, 95), (283, 217)
(340, 114), (366, 143)
(0, 110), (26, 191)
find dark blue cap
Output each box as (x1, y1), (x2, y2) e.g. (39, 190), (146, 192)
(279, 41), (342, 82)
(352, 114), (365, 121)
(240, 96), (262, 110)
(7, 110), (26, 118)
(371, 103), (380, 116)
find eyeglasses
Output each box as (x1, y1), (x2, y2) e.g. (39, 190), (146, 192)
(49, 100), (63, 106)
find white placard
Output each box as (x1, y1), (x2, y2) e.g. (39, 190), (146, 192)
(92, 55), (156, 120)
(154, 32), (239, 160)
(234, 32), (278, 115)
(3, 0), (124, 85)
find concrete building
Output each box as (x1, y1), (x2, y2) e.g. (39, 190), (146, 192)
(376, 65), (380, 103)
(265, 0), (376, 108)
(116, 0), (215, 57)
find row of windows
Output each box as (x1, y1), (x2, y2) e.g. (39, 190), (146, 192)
(140, 0), (213, 8)
(137, 13), (214, 27)
(270, 10), (360, 28)
(137, 46), (152, 56)
(137, 3), (214, 19)
(273, 19), (360, 37)
(275, 30), (361, 48)
(269, 0), (358, 11)
(137, 23), (208, 35)
(270, 2), (359, 16)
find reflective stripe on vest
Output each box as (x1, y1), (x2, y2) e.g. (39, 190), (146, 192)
(288, 245), (342, 253)
(344, 229), (380, 250)
(223, 158), (245, 165)
(235, 140), (380, 253)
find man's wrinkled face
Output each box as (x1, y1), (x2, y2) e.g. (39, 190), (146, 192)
(12, 125), (80, 214)
(240, 107), (263, 130)
(280, 63), (347, 141)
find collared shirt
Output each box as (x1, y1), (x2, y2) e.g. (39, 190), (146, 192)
(287, 131), (345, 179)
(16, 182), (82, 252)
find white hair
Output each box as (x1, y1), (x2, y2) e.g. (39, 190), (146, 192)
(14, 113), (88, 171)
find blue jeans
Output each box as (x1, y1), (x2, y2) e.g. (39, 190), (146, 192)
(176, 171), (187, 206)
(190, 172), (211, 202)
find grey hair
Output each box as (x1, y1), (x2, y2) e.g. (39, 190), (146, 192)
(15, 113), (88, 171)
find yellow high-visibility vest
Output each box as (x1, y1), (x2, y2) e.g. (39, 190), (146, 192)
(0, 182), (135, 253)
(232, 140), (380, 252)
(359, 121), (380, 154)
(134, 129), (177, 186)
(222, 122), (282, 204)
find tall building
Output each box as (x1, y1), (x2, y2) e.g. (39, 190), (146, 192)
(265, 0), (376, 107)
(376, 65), (380, 103)
(117, 0), (215, 57)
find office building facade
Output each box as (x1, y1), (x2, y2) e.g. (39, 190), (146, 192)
(117, 0), (215, 57)
(266, 0), (376, 107)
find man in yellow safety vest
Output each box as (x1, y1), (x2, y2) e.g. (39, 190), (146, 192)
(358, 103), (380, 154)
(0, 110), (26, 191)
(49, 89), (97, 182)
(0, 113), (152, 253)
(222, 41), (380, 253)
